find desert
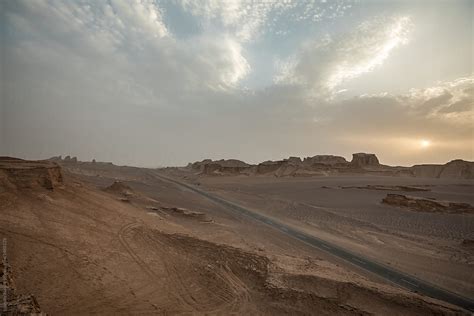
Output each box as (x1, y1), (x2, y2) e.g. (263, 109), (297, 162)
(2, 1), (473, 314)
(1, 154), (473, 314)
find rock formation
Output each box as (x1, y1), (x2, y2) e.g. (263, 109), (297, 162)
(186, 154), (472, 179)
(256, 160), (284, 174)
(256, 157), (303, 176)
(382, 194), (474, 214)
(189, 159), (213, 172)
(411, 159), (474, 179)
(286, 156), (302, 165)
(190, 159), (251, 175)
(190, 153), (381, 177)
(303, 155), (347, 166)
(0, 157), (63, 190)
(350, 153), (380, 168)
(410, 164), (444, 178)
(154, 206), (207, 221)
(63, 156), (78, 163)
(48, 155), (62, 162)
(104, 181), (135, 197)
(439, 159), (474, 178)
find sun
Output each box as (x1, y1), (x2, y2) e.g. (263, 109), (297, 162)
(420, 139), (431, 148)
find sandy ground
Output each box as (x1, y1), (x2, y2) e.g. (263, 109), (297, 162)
(0, 162), (471, 314)
(172, 172), (474, 299)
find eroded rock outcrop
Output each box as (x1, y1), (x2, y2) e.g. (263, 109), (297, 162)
(286, 156), (302, 165)
(0, 157), (63, 190)
(48, 155), (62, 162)
(350, 153), (380, 168)
(190, 159), (251, 175)
(189, 159), (212, 171)
(382, 194), (474, 214)
(186, 154), (473, 179)
(151, 206), (208, 221)
(303, 155), (347, 166)
(411, 159), (474, 179)
(63, 156), (78, 163)
(440, 159), (474, 178)
(256, 160), (283, 174)
(104, 181), (135, 197)
(256, 157), (303, 176)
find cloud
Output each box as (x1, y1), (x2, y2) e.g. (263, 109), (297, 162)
(3, 0), (251, 102)
(285, 77), (472, 165)
(2, 1), (472, 166)
(177, 0), (277, 42)
(401, 77), (474, 120)
(439, 99), (472, 114)
(111, 0), (170, 39)
(186, 35), (251, 88)
(313, 77), (474, 145)
(3, 0), (357, 98)
(274, 16), (412, 97)
(185, 76), (473, 165)
(177, 0), (354, 42)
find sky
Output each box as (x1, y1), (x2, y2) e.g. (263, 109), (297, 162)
(1, 0), (473, 167)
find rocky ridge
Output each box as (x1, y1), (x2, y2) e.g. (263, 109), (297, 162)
(186, 153), (473, 179)
(0, 157), (63, 190)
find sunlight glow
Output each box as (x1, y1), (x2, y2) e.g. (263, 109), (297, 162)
(420, 139), (431, 148)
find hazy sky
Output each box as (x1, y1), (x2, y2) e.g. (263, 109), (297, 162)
(1, 0), (473, 167)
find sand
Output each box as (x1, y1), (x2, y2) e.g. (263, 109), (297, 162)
(0, 159), (471, 314)
(181, 173), (474, 299)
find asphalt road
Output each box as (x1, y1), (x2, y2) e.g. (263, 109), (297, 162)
(153, 172), (474, 312)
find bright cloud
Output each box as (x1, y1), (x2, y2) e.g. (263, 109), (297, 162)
(327, 16), (412, 90)
(275, 16), (413, 96)
(401, 76), (474, 124)
(177, 0), (354, 42)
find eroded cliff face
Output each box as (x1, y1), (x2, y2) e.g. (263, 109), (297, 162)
(350, 153), (380, 168)
(411, 159), (474, 179)
(189, 154), (380, 177)
(184, 153), (473, 179)
(0, 157), (63, 190)
(303, 155), (347, 166)
(190, 159), (252, 175)
(256, 160), (286, 175)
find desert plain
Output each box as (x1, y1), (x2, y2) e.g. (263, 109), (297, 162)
(0, 153), (473, 315)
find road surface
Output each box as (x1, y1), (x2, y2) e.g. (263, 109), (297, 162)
(153, 172), (474, 312)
